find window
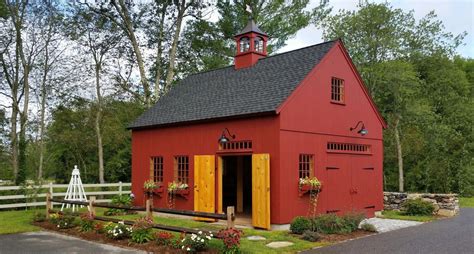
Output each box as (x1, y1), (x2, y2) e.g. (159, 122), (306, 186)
(151, 156), (163, 183)
(220, 140), (252, 151)
(239, 37), (250, 52)
(299, 154), (314, 179)
(327, 142), (371, 154)
(254, 37), (264, 52)
(331, 77), (345, 103)
(174, 156), (189, 183)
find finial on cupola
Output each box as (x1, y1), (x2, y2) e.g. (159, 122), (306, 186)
(234, 8), (268, 70)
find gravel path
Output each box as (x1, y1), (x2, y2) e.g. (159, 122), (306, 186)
(360, 217), (423, 232)
(0, 231), (143, 254)
(304, 208), (474, 254)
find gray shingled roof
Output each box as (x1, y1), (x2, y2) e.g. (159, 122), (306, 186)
(129, 40), (336, 130)
(235, 19), (267, 36)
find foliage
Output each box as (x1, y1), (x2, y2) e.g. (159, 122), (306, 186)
(130, 217), (154, 244)
(50, 212), (75, 229)
(32, 211), (46, 222)
(301, 230), (321, 242)
(143, 180), (157, 191)
(94, 222), (106, 234)
(403, 198), (435, 216)
(105, 221), (132, 240)
(167, 181), (188, 192)
(104, 195), (133, 216)
(217, 228), (243, 254)
(299, 177), (322, 189)
(179, 231), (212, 252)
(360, 223), (377, 232)
(310, 213), (364, 234)
(79, 213), (95, 232)
(155, 231), (174, 246)
(290, 216), (312, 234)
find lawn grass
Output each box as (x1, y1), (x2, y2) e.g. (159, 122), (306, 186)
(380, 210), (435, 222)
(459, 197), (474, 208)
(0, 209), (41, 234)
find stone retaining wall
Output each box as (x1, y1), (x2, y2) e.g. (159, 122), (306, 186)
(383, 192), (459, 217)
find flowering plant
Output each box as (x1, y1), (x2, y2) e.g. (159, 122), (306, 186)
(155, 231), (174, 246)
(299, 176), (321, 189)
(217, 228), (243, 253)
(179, 231), (212, 252)
(143, 180), (158, 191)
(94, 222), (106, 234)
(167, 181), (188, 192)
(79, 213), (95, 232)
(130, 217), (154, 243)
(50, 212), (75, 229)
(106, 221), (132, 240)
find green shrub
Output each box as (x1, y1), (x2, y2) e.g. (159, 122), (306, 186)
(50, 212), (76, 229)
(290, 216), (311, 234)
(179, 231), (212, 252)
(403, 198), (435, 216)
(79, 213), (95, 232)
(360, 223), (377, 232)
(32, 211), (46, 222)
(130, 217), (154, 244)
(311, 214), (350, 234)
(104, 195), (133, 216)
(342, 212), (365, 232)
(105, 221), (132, 239)
(301, 230), (321, 242)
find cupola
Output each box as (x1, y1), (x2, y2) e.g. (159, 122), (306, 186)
(234, 19), (268, 69)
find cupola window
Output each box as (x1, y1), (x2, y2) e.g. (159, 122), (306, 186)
(254, 37), (264, 52)
(239, 37), (250, 53)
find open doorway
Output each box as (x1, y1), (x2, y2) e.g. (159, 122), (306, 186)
(222, 155), (252, 221)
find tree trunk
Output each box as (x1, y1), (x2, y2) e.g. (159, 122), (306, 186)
(38, 47), (49, 180)
(164, 0), (186, 93)
(115, 0), (151, 106)
(95, 63), (105, 184)
(154, 4), (167, 98)
(394, 115), (404, 192)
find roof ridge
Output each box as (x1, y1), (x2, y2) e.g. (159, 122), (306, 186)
(187, 40), (338, 78)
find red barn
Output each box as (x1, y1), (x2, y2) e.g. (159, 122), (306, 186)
(129, 20), (386, 229)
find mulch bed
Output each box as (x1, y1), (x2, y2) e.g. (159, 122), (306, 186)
(33, 221), (218, 254)
(319, 230), (375, 242)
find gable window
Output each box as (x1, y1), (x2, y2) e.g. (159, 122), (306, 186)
(174, 156), (189, 183)
(151, 156), (163, 183)
(299, 154), (314, 179)
(239, 37), (250, 52)
(331, 77), (345, 103)
(254, 37), (264, 52)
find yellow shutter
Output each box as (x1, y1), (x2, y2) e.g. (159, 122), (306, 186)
(194, 155), (215, 221)
(252, 153), (271, 229)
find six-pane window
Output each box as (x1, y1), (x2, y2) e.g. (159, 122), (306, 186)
(331, 77), (345, 103)
(174, 156), (189, 183)
(299, 154), (314, 179)
(151, 156), (163, 183)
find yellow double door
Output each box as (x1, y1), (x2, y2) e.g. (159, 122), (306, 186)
(193, 154), (270, 230)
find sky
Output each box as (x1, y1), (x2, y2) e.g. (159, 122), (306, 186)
(279, 0), (474, 58)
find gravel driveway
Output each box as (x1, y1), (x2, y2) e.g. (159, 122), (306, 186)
(304, 208), (474, 254)
(0, 231), (143, 254)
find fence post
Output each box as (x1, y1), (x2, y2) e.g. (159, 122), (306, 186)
(146, 198), (153, 220)
(118, 181), (123, 196)
(227, 206), (235, 229)
(49, 182), (53, 208)
(46, 192), (51, 219)
(89, 196), (96, 217)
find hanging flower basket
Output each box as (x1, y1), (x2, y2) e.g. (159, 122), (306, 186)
(298, 177), (322, 197)
(167, 181), (190, 200)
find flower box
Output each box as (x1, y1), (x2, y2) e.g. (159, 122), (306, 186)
(298, 184), (322, 197)
(170, 188), (190, 199)
(153, 185), (164, 197)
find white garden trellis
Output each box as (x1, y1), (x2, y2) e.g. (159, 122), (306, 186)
(61, 165), (88, 212)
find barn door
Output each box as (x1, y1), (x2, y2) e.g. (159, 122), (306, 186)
(252, 154), (271, 230)
(194, 155), (215, 221)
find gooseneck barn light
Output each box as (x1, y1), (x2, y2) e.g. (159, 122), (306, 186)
(350, 121), (368, 136)
(218, 128), (236, 144)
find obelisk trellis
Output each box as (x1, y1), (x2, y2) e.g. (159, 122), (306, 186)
(61, 165), (88, 212)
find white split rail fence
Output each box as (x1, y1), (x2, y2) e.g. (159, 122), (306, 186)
(0, 182), (131, 209)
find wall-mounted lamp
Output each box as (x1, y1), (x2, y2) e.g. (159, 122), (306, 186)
(218, 128), (236, 144)
(350, 121), (368, 136)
